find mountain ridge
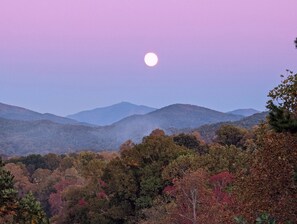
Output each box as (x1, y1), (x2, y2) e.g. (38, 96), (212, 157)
(0, 102), (81, 125)
(0, 103), (247, 155)
(67, 102), (157, 126)
(183, 112), (269, 142)
(227, 108), (260, 117)
(113, 103), (243, 129)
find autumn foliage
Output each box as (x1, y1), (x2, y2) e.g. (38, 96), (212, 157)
(235, 132), (297, 223)
(0, 73), (296, 223)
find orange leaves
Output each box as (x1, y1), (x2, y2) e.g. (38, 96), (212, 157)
(234, 132), (297, 223)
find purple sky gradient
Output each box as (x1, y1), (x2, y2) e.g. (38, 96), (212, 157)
(0, 0), (296, 115)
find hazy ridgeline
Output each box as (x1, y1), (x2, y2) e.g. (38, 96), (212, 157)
(0, 102), (265, 156)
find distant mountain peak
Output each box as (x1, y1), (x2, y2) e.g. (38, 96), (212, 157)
(118, 101), (134, 105)
(150, 104), (228, 115)
(227, 108), (260, 117)
(114, 103), (243, 130)
(67, 102), (157, 126)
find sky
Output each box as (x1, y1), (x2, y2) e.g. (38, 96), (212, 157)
(0, 0), (296, 116)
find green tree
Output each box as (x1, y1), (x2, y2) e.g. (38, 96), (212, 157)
(14, 192), (48, 224)
(196, 144), (250, 174)
(59, 155), (75, 171)
(266, 71), (297, 133)
(121, 134), (188, 209)
(173, 133), (206, 154)
(215, 125), (248, 148)
(102, 133), (189, 223)
(0, 158), (18, 218)
(162, 154), (199, 181)
(74, 151), (104, 178)
(19, 154), (47, 175)
(43, 153), (61, 171)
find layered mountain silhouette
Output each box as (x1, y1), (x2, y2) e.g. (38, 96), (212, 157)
(112, 104), (243, 130)
(227, 108), (260, 117)
(0, 102), (264, 156)
(187, 112), (268, 142)
(0, 102), (79, 125)
(67, 102), (156, 126)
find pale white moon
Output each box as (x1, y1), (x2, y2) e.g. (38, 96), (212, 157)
(144, 52), (158, 67)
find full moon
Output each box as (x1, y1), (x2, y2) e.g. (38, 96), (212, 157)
(144, 52), (158, 67)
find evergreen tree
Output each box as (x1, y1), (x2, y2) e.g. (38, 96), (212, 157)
(0, 158), (18, 217)
(14, 192), (49, 224)
(267, 70), (297, 133)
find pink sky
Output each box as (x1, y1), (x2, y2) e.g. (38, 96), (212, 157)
(0, 0), (296, 115)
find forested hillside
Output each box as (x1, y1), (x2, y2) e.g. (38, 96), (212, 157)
(0, 104), (243, 156)
(0, 73), (296, 224)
